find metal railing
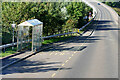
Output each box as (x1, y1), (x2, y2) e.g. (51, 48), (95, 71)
(0, 31), (77, 50)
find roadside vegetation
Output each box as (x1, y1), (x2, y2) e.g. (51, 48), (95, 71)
(2, 2), (92, 45)
(103, 1), (120, 16)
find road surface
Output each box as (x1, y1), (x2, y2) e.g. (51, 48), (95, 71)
(2, 0), (119, 79)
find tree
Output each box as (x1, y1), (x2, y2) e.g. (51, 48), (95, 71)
(2, 2), (92, 44)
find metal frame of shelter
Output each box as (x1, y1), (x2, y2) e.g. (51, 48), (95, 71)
(17, 19), (43, 52)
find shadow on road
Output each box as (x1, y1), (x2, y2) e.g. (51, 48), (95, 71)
(43, 35), (105, 52)
(93, 20), (120, 31)
(2, 59), (71, 75)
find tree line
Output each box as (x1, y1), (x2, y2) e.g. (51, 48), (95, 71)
(2, 2), (92, 44)
(104, 1), (120, 8)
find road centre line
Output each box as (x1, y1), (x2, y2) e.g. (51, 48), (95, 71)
(51, 73), (56, 77)
(62, 64), (65, 66)
(50, 53), (53, 55)
(51, 45), (89, 78)
(65, 60), (69, 63)
(72, 54), (74, 56)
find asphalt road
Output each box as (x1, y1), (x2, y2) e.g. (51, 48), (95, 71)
(2, 0), (119, 79)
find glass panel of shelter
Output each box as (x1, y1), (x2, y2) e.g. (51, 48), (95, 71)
(32, 25), (42, 52)
(17, 26), (29, 51)
(17, 26), (23, 51)
(40, 24), (43, 47)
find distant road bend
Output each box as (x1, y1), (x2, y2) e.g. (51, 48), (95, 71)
(2, 0), (119, 79)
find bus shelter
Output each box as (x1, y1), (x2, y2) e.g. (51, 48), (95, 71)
(17, 19), (43, 52)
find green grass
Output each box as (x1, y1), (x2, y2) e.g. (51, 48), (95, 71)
(0, 47), (17, 57)
(42, 36), (74, 45)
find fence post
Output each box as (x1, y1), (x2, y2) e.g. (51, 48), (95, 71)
(64, 30), (65, 37)
(67, 29), (69, 36)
